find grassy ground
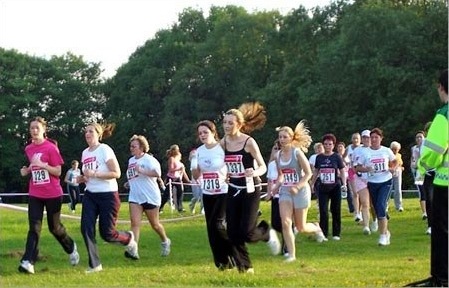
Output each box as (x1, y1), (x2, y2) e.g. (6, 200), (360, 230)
(0, 197), (430, 287)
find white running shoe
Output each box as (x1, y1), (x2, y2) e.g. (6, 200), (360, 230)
(161, 238), (171, 257)
(370, 220), (378, 232)
(315, 231), (326, 243)
(85, 264), (103, 273)
(246, 268), (254, 274)
(125, 231), (139, 260)
(267, 229), (281, 255)
(378, 231), (391, 246)
(18, 260), (35, 274)
(332, 236), (341, 241)
(69, 242), (80, 266)
(284, 256), (296, 263)
(363, 226), (371, 235)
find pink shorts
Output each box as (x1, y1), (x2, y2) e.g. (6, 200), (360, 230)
(348, 168), (356, 181)
(353, 176), (368, 193)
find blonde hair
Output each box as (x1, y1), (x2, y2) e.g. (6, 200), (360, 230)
(390, 141), (401, 150)
(166, 144), (180, 158)
(88, 122), (116, 140)
(225, 101), (266, 134)
(129, 135), (150, 153)
(276, 120), (312, 153)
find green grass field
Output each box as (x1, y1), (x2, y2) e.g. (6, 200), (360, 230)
(0, 197), (430, 287)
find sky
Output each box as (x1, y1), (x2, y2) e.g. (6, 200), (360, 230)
(0, 0), (331, 78)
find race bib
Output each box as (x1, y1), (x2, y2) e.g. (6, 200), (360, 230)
(281, 168), (299, 186)
(224, 155), (244, 177)
(202, 172), (220, 192)
(370, 158), (387, 173)
(127, 163), (138, 180)
(31, 166), (50, 185)
(83, 156), (97, 172)
(319, 168), (336, 184)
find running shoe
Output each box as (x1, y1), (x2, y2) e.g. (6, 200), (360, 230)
(267, 229), (281, 255)
(363, 226), (371, 235)
(378, 231), (391, 246)
(161, 238), (171, 257)
(125, 231), (139, 260)
(69, 242), (80, 266)
(85, 264), (103, 273)
(370, 220), (378, 232)
(18, 260), (34, 274)
(284, 256), (296, 263)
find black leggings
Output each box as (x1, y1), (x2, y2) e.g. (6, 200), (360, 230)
(160, 177), (184, 212)
(21, 196), (75, 264)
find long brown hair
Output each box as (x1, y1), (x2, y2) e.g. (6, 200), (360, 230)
(224, 101), (266, 134)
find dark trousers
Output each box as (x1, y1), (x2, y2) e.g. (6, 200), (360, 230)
(423, 172), (435, 228)
(270, 197), (282, 233)
(271, 197), (287, 253)
(318, 185), (342, 237)
(22, 196), (75, 264)
(202, 193), (234, 269)
(346, 184), (355, 213)
(226, 187), (269, 271)
(81, 191), (131, 268)
(67, 184), (81, 211)
(160, 177), (184, 212)
(431, 185), (448, 283)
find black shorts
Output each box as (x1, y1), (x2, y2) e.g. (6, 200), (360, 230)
(129, 201), (158, 210)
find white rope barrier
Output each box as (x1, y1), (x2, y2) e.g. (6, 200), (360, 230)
(0, 202), (203, 223)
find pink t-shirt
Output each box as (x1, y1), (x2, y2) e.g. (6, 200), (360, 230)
(24, 139), (64, 198)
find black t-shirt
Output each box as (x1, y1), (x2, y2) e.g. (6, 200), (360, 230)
(314, 152), (344, 191)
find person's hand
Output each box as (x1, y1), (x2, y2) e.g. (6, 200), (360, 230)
(244, 168), (254, 178)
(414, 173), (424, 185)
(20, 166), (29, 176)
(265, 193), (272, 201)
(289, 186), (299, 195)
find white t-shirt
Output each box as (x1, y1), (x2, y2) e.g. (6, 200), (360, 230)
(352, 145), (371, 180)
(362, 146), (395, 183)
(410, 144), (422, 170)
(81, 143), (118, 192)
(127, 153), (162, 206)
(197, 143), (228, 195)
(266, 160), (279, 198)
(346, 144), (359, 168)
(309, 154), (318, 167)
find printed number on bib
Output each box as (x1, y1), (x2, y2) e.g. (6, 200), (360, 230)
(319, 168), (335, 184)
(202, 172), (220, 192)
(281, 168), (299, 186)
(127, 163), (138, 180)
(224, 155), (244, 177)
(370, 158), (387, 173)
(31, 167), (50, 185)
(83, 157), (97, 172)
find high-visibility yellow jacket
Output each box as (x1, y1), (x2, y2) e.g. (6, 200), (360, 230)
(418, 104), (448, 187)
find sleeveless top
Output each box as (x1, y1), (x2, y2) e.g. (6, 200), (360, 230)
(277, 148), (303, 195)
(224, 137), (259, 189)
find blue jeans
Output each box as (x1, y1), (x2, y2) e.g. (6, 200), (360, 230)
(67, 184), (81, 211)
(368, 179), (392, 219)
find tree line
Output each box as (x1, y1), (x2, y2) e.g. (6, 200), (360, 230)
(0, 0), (447, 193)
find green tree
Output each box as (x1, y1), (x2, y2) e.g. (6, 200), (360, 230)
(0, 49), (104, 192)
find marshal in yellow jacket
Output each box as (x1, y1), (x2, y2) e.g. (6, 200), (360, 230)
(418, 104), (448, 187)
